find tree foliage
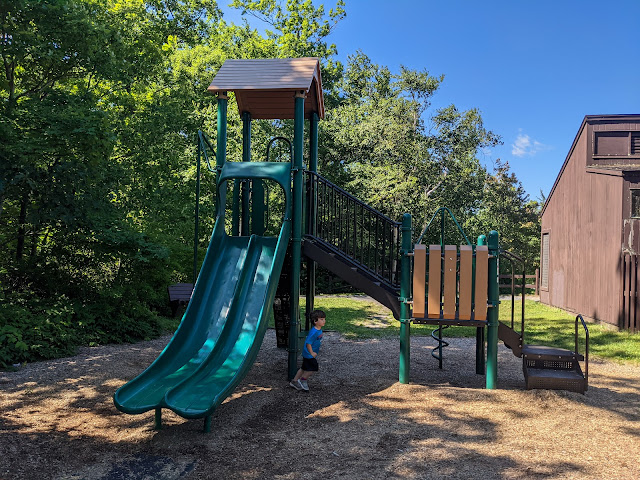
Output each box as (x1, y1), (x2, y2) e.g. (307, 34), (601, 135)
(0, 0), (540, 366)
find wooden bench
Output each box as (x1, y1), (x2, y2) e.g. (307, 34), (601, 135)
(168, 283), (194, 317)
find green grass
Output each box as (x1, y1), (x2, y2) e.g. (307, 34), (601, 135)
(311, 296), (640, 364)
(310, 295), (477, 339)
(168, 296), (640, 364)
(503, 300), (640, 364)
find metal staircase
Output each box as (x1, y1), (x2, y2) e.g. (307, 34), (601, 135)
(521, 314), (589, 393)
(497, 304), (589, 393)
(303, 170), (402, 317)
(302, 236), (400, 318)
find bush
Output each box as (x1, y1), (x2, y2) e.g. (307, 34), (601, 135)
(0, 290), (164, 369)
(0, 297), (79, 367)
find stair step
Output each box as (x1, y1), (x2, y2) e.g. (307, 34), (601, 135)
(526, 368), (584, 380)
(522, 345), (584, 361)
(524, 366), (586, 393)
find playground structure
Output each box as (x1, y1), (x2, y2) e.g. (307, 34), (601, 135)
(114, 58), (589, 432)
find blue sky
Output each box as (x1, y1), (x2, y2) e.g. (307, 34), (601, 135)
(222, 0), (640, 200)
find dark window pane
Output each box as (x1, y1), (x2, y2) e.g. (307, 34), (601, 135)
(632, 190), (640, 218)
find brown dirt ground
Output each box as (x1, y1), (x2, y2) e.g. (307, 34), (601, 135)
(1, 326), (639, 480)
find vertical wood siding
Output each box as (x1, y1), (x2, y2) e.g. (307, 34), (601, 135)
(621, 253), (640, 332)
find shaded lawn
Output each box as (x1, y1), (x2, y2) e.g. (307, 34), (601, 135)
(170, 295), (639, 364)
(308, 296), (640, 364)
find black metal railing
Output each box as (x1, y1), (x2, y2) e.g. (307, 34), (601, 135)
(305, 171), (402, 288)
(500, 249), (526, 339)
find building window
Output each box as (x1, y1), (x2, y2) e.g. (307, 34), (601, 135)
(541, 233), (549, 289)
(594, 132), (628, 156)
(594, 131), (640, 157)
(632, 133), (640, 155)
(632, 190), (640, 218)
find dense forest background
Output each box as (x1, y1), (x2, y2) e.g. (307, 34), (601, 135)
(0, 0), (541, 366)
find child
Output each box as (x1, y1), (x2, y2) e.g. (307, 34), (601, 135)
(289, 310), (326, 392)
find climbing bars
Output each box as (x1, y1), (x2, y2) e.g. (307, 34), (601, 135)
(412, 244), (489, 324)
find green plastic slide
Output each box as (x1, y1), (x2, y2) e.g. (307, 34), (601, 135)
(114, 162), (291, 420)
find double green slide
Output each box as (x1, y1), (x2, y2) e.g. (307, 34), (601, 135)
(114, 162), (291, 420)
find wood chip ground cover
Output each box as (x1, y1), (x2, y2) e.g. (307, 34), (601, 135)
(1, 329), (639, 479)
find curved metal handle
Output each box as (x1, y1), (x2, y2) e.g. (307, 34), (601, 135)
(198, 130), (217, 172)
(266, 136), (293, 163)
(575, 314), (589, 391)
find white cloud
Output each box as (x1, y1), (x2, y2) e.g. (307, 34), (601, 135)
(511, 131), (550, 157)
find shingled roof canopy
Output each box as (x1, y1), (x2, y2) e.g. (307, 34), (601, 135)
(208, 58), (325, 120)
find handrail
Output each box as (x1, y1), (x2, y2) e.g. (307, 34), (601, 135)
(194, 130), (217, 284)
(575, 314), (589, 391)
(500, 249), (526, 339)
(305, 170), (402, 288)
(198, 130), (217, 172)
(416, 207), (471, 246)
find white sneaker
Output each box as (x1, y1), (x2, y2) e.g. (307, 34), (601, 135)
(299, 379), (309, 391)
(289, 380), (302, 391)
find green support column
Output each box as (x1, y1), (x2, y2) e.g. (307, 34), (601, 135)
(399, 213), (412, 384)
(305, 112), (319, 330)
(476, 234), (486, 375)
(288, 92), (305, 380)
(215, 93), (228, 210)
(241, 111), (251, 235)
(215, 93), (228, 171)
(486, 230), (500, 389)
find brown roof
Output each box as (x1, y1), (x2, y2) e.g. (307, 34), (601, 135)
(208, 58), (325, 120)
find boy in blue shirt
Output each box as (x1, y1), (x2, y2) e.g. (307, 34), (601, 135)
(290, 310), (326, 392)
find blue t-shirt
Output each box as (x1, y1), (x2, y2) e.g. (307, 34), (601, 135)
(302, 327), (323, 359)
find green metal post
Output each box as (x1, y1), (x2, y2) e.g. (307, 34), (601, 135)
(399, 213), (412, 384)
(476, 235), (486, 374)
(486, 230), (500, 389)
(288, 92), (305, 380)
(204, 416), (211, 433)
(216, 93), (231, 235)
(215, 93), (228, 170)
(241, 112), (251, 235)
(305, 113), (319, 330)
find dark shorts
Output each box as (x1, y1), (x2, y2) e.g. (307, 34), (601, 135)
(301, 357), (319, 372)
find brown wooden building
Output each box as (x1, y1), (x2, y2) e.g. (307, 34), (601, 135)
(540, 114), (640, 331)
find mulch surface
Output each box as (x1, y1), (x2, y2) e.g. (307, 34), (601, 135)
(1, 329), (639, 480)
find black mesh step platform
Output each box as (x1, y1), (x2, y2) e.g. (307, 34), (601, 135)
(523, 365), (587, 393)
(522, 344), (587, 394)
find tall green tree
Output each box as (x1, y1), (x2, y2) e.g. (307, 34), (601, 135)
(0, 0), (221, 364)
(320, 52), (500, 234)
(466, 159), (541, 268)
